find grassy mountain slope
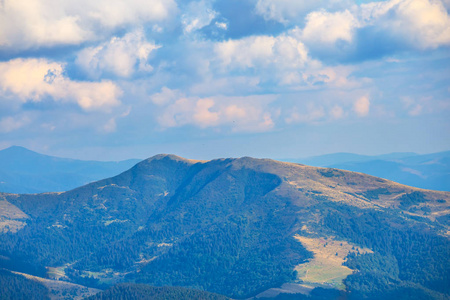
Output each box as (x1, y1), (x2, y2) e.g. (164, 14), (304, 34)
(0, 155), (448, 299)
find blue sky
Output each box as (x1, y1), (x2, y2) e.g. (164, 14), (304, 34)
(0, 0), (449, 160)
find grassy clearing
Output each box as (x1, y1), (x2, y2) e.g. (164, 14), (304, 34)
(0, 200), (28, 233)
(294, 235), (372, 290)
(104, 219), (129, 226)
(47, 266), (67, 280)
(12, 270), (100, 300)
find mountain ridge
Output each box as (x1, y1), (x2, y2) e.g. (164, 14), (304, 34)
(0, 154), (449, 299)
(0, 146), (141, 194)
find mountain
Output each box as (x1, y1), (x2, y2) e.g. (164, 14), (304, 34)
(0, 155), (449, 299)
(0, 146), (141, 194)
(283, 151), (450, 191)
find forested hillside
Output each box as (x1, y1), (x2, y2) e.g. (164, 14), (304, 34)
(0, 155), (448, 299)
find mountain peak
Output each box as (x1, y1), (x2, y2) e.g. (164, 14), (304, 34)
(144, 154), (207, 164)
(1, 145), (39, 155)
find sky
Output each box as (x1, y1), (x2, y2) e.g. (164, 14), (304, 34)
(0, 0), (449, 161)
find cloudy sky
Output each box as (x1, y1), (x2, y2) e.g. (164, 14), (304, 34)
(0, 0), (449, 160)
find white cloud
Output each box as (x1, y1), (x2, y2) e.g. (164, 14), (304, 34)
(255, 0), (350, 24)
(151, 87), (184, 106)
(181, 0), (217, 34)
(285, 104), (326, 124)
(401, 96), (442, 116)
(296, 0), (450, 52)
(0, 0), (176, 50)
(213, 30), (364, 90)
(255, 0), (316, 23)
(76, 29), (160, 78)
(302, 65), (364, 89)
(302, 10), (358, 45)
(215, 31), (309, 70)
(353, 96), (370, 117)
(214, 29), (320, 87)
(0, 115), (31, 133)
(359, 0), (450, 49)
(0, 58), (121, 111)
(154, 91), (276, 132)
(215, 22), (228, 30)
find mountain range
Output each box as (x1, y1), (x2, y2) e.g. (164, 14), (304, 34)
(1, 146), (448, 194)
(0, 146), (140, 194)
(282, 151), (450, 191)
(0, 154), (449, 299)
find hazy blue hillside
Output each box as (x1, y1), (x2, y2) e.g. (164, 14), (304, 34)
(284, 152), (417, 167)
(283, 151), (449, 191)
(0, 146), (141, 194)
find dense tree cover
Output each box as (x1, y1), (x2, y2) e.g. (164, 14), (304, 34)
(134, 215), (310, 298)
(321, 203), (450, 298)
(360, 187), (391, 200)
(0, 269), (49, 300)
(65, 268), (109, 290)
(86, 283), (230, 300)
(0, 253), (47, 277)
(398, 191), (428, 208)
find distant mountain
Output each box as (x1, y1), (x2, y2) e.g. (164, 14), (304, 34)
(283, 151), (450, 191)
(282, 152), (418, 167)
(0, 155), (448, 299)
(0, 146), (141, 194)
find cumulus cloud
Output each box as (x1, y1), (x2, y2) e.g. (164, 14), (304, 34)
(152, 88), (276, 132)
(213, 29), (334, 87)
(213, 30), (363, 89)
(0, 58), (121, 111)
(359, 0), (450, 49)
(150, 86), (184, 106)
(0, 0), (176, 50)
(215, 22), (228, 30)
(302, 10), (358, 45)
(181, 0), (217, 34)
(353, 96), (370, 117)
(76, 29), (160, 78)
(215, 31), (309, 70)
(295, 0), (450, 60)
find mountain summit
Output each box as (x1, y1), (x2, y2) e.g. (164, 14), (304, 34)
(0, 155), (449, 299)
